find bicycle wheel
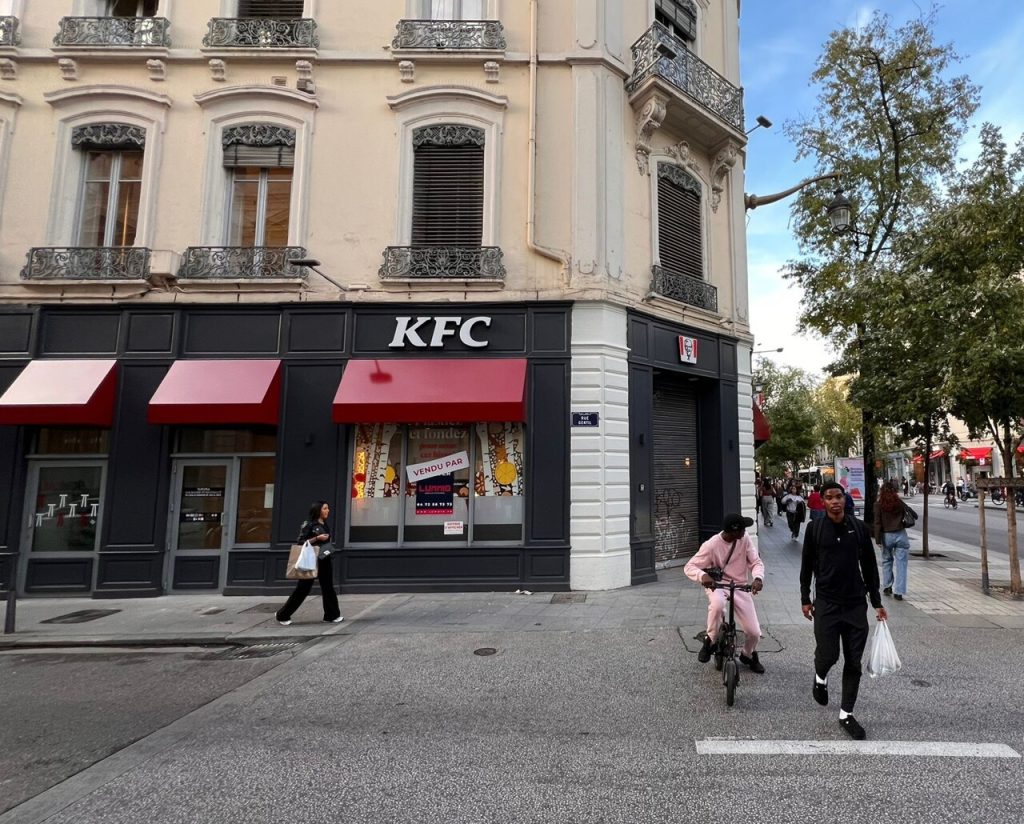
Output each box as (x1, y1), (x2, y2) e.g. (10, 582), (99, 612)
(724, 659), (738, 706)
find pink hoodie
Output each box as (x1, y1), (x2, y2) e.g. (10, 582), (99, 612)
(684, 532), (765, 585)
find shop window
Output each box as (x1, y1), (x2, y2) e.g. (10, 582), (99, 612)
(655, 0), (696, 43)
(31, 465), (103, 552)
(34, 428), (110, 455)
(234, 455), (275, 544)
(175, 427), (277, 454)
(349, 421), (524, 545)
(656, 162), (703, 280)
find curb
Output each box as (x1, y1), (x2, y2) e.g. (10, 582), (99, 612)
(0, 632), (326, 651)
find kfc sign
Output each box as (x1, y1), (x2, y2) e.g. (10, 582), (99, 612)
(679, 335), (698, 364)
(389, 316), (491, 349)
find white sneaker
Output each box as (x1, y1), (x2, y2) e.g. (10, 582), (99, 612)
(277, 618), (292, 626)
(324, 616), (344, 623)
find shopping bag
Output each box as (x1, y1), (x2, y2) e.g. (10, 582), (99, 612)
(286, 542), (317, 580)
(296, 541), (318, 571)
(866, 620), (902, 678)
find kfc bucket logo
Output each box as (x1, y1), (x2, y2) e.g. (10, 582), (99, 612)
(678, 336), (698, 364)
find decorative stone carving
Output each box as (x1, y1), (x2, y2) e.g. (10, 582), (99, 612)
(209, 58), (226, 82)
(711, 140), (741, 212)
(657, 162), (701, 197)
(72, 123), (147, 150)
(222, 123), (296, 149)
(146, 59), (166, 81)
(58, 58), (79, 82)
(398, 60), (415, 83)
(634, 93), (667, 175)
(295, 59), (315, 93)
(412, 124), (485, 148)
(484, 61), (500, 83)
(392, 20), (506, 51)
(0, 59), (16, 81)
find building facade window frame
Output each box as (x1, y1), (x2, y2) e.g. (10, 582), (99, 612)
(221, 123), (296, 248)
(406, 0), (499, 20)
(650, 158), (709, 283)
(387, 86), (506, 249)
(72, 124), (146, 248)
(222, 0), (315, 17)
(42, 86), (170, 248)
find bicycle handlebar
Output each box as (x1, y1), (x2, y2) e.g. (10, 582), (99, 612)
(709, 581), (754, 593)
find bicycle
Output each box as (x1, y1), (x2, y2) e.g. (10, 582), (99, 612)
(709, 580), (755, 707)
(943, 492), (958, 509)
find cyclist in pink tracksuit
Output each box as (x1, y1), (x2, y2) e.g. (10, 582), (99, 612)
(684, 513), (767, 674)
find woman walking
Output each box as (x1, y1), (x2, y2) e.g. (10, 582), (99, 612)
(782, 484), (805, 541)
(759, 479), (775, 527)
(276, 500), (343, 625)
(873, 482), (916, 601)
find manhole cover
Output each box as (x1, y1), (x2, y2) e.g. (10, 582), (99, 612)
(550, 593), (587, 604)
(41, 609), (121, 624)
(213, 642), (301, 660)
(473, 647), (497, 656)
(239, 603), (282, 614)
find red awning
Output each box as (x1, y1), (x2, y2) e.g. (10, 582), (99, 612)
(912, 449), (947, 464)
(959, 447), (992, 462)
(0, 359), (118, 426)
(148, 360), (282, 425)
(333, 358), (527, 423)
(753, 403), (771, 447)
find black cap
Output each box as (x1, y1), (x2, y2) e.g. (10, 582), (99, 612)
(722, 513), (754, 532)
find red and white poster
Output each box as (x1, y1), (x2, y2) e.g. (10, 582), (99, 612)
(678, 336), (699, 364)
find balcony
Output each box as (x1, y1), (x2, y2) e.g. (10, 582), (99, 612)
(53, 17), (171, 48)
(21, 247), (151, 280)
(0, 16), (20, 47)
(391, 19), (506, 51)
(625, 23), (743, 150)
(379, 246), (506, 281)
(650, 265), (718, 313)
(177, 247), (307, 279)
(203, 18), (319, 49)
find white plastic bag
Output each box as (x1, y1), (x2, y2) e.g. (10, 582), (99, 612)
(866, 619), (902, 678)
(295, 540), (318, 573)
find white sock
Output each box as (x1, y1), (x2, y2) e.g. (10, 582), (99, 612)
(839, 710), (851, 720)
(815, 674), (827, 685)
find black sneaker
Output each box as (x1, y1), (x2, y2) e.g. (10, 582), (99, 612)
(697, 635), (715, 663)
(812, 680), (828, 706)
(883, 587), (892, 596)
(739, 652), (765, 674)
(840, 715), (866, 740)
(893, 594), (904, 601)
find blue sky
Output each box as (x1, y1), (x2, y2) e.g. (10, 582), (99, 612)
(740, 1), (1024, 375)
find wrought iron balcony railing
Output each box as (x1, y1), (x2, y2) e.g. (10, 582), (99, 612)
(391, 19), (506, 50)
(0, 16), (20, 47)
(625, 23), (743, 132)
(379, 246), (506, 280)
(21, 247), (152, 280)
(178, 246), (307, 279)
(53, 17), (171, 48)
(650, 265), (718, 313)
(203, 18), (319, 49)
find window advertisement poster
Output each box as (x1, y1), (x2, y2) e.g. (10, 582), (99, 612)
(835, 457), (866, 503)
(415, 473), (454, 515)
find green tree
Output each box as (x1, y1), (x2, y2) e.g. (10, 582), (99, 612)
(914, 124), (1024, 592)
(755, 361), (818, 477)
(811, 376), (861, 458)
(781, 7), (979, 524)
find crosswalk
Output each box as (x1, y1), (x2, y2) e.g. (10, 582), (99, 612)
(696, 738), (1020, 757)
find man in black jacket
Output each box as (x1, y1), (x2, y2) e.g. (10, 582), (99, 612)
(800, 481), (888, 740)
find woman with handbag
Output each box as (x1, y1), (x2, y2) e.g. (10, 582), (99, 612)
(276, 500), (343, 626)
(873, 482), (916, 601)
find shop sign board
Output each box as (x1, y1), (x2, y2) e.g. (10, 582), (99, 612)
(415, 474), (454, 515)
(678, 336), (698, 364)
(389, 316), (492, 349)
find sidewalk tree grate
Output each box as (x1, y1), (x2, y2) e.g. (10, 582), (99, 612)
(213, 641), (302, 660)
(550, 593), (587, 604)
(40, 609), (121, 624)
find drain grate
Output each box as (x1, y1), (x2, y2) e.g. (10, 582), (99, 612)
(213, 641), (301, 660)
(550, 593), (587, 604)
(41, 609), (121, 624)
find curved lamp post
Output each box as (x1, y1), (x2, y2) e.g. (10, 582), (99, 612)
(745, 172), (841, 211)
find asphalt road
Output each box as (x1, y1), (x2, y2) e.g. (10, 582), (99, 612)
(3, 626), (1022, 824)
(909, 498), (1024, 557)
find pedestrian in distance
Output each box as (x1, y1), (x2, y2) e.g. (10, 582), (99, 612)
(782, 484), (805, 541)
(684, 513), (766, 674)
(276, 500), (344, 626)
(759, 479), (776, 527)
(800, 481), (887, 740)
(874, 481), (916, 601)
(807, 484), (826, 523)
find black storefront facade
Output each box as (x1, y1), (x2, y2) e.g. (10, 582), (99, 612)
(0, 302), (572, 598)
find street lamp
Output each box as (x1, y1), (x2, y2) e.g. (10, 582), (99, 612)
(825, 187), (853, 233)
(745, 172), (840, 211)
(753, 347), (784, 355)
(288, 256), (346, 292)
(745, 114), (773, 135)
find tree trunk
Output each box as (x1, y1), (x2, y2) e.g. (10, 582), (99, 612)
(863, 409), (876, 526)
(922, 421), (932, 559)
(1003, 421), (1021, 595)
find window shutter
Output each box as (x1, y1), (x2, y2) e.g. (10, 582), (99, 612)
(238, 0), (306, 17)
(222, 124), (296, 168)
(412, 127), (485, 247)
(658, 166), (702, 280)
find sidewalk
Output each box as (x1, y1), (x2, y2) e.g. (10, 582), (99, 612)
(2, 514), (1022, 649)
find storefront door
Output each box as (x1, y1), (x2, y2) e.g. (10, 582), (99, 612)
(167, 459), (235, 591)
(20, 460), (107, 593)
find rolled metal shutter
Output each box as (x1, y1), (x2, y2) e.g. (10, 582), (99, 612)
(652, 376), (700, 562)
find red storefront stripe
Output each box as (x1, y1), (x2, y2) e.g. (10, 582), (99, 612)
(148, 359), (282, 425)
(0, 359), (118, 426)
(333, 358), (528, 423)
(959, 447), (992, 461)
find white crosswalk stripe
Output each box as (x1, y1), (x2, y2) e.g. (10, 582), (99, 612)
(696, 739), (1020, 758)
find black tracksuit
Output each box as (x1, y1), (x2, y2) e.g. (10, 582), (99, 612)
(800, 515), (882, 713)
(277, 520), (341, 622)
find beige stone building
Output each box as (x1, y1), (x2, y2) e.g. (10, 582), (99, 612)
(0, 0), (755, 598)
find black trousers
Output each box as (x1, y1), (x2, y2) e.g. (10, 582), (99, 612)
(786, 511), (801, 536)
(277, 553), (340, 622)
(813, 599), (869, 713)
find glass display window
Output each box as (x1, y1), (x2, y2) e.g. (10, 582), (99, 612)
(34, 428), (110, 455)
